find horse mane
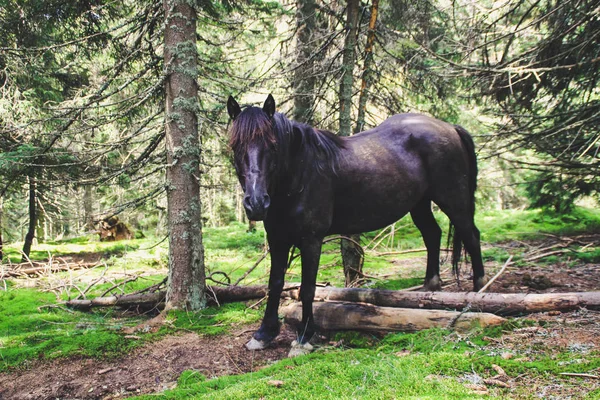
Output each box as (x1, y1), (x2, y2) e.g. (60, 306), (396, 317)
(229, 107), (276, 159)
(280, 116), (345, 174)
(229, 107), (345, 175)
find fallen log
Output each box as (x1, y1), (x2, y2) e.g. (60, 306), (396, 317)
(288, 287), (600, 316)
(64, 284), (297, 310)
(66, 292), (166, 311)
(282, 301), (505, 332)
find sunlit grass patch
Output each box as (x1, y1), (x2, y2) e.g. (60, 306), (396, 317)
(164, 303), (262, 336)
(0, 288), (263, 372)
(0, 288), (147, 371)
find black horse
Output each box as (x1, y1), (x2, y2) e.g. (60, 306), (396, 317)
(227, 94), (486, 353)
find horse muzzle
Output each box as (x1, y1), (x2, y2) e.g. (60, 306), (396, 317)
(243, 193), (271, 221)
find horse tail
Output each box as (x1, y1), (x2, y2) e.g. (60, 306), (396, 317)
(449, 125), (478, 278)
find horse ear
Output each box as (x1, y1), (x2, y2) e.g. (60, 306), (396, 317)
(263, 94), (276, 119)
(227, 96), (242, 120)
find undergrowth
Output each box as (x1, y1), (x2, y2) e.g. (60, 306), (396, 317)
(1, 206), (600, 395)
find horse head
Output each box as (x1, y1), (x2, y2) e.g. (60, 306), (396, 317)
(227, 94), (278, 221)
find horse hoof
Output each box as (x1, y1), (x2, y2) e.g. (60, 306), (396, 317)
(245, 337), (269, 351)
(474, 276), (488, 292)
(423, 276), (442, 291)
(288, 340), (314, 357)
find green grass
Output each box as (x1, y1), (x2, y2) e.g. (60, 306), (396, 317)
(476, 207), (600, 243)
(0, 288), (261, 372)
(2, 237), (147, 264)
(0, 288), (145, 370)
(136, 348), (483, 399)
(162, 303), (262, 336)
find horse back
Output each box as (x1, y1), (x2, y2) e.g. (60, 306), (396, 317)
(328, 113), (473, 233)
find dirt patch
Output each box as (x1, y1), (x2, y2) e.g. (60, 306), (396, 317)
(447, 261), (600, 293)
(0, 324), (295, 400)
(474, 309), (600, 398)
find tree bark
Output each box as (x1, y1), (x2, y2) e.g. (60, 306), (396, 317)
(339, 0), (360, 136)
(0, 197), (3, 262)
(66, 292), (166, 311)
(341, 235), (363, 286)
(292, 0), (318, 124)
(354, 0), (379, 134)
(83, 184), (95, 231)
(163, 0), (206, 311)
(300, 287), (600, 315)
(22, 174), (36, 262)
(283, 301), (506, 332)
(339, 0), (362, 286)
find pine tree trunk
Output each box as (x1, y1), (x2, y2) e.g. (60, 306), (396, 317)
(355, 0), (379, 134)
(339, 0), (362, 286)
(338, 0), (360, 136)
(293, 0), (318, 124)
(83, 185), (95, 231)
(0, 197), (3, 262)
(163, 0), (206, 311)
(22, 175), (36, 262)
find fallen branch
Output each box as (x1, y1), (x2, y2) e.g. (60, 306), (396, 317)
(478, 256), (513, 293)
(559, 372), (600, 379)
(282, 301), (505, 332)
(1, 261), (100, 278)
(524, 250), (570, 262)
(372, 248), (427, 256)
(233, 250), (269, 286)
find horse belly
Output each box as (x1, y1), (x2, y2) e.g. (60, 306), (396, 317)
(329, 169), (426, 234)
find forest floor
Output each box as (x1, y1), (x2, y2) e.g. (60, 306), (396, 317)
(1, 221), (600, 399)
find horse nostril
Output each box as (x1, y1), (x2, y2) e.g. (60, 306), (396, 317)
(243, 195), (252, 211)
(263, 195), (271, 209)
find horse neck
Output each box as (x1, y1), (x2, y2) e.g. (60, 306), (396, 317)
(273, 119), (339, 197)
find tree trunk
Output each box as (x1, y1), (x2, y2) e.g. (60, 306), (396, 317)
(0, 197), (3, 262)
(22, 175), (36, 262)
(339, 0), (360, 136)
(83, 185), (95, 231)
(283, 301), (506, 332)
(35, 196), (45, 243)
(354, 0), (379, 134)
(339, 0), (362, 286)
(341, 236), (363, 286)
(293, 0), (318, 124)
(163, 0), (206, 311)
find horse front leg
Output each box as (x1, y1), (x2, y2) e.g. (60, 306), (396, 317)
(289, 236), (323, 357)
(245, 241), (290, 350)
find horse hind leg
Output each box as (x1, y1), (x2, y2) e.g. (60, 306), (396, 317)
(410, 199), (442, 291)
(459, 224), (487, 291)
(435, 201), (486, 291)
